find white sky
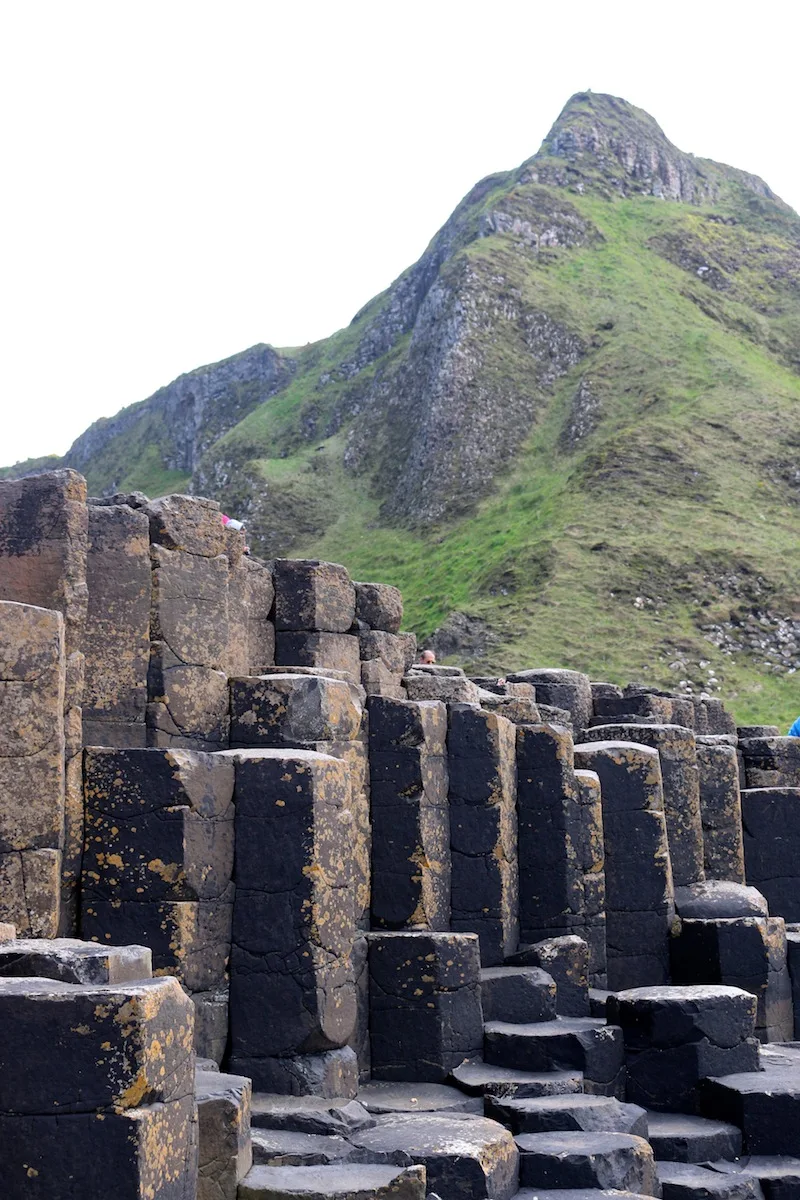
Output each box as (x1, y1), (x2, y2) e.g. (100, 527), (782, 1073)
(2, 0), (799, 465)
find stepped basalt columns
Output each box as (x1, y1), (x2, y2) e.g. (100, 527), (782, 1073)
(4, 473), (800, 1199)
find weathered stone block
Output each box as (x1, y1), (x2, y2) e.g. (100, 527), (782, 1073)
(82, 747), (235, 902)
(594, 693), (675, 723)
(151, 545), (230, 670)
(0, 469), (88, 657)
(235, 1047), (359, 1100)
(694, 697), (737, 736)
(145, 493), (228, 557)
(480, 966), (557, 1024)
(192, 987), (229, 1064)
(276, 631), (361, 678)
(147, 651), (230, 750)
(0, 936), (151, 983)
(369, 697), (450, 931)
(573, 741), (674, 990)
(697, 742), (745, 884)
(222, 750), (357, 1083)
(508, 935), (589, 1017)
(0, 1095), (197, 1199)
(516, 1130), (657, 1195)
(81, 893), (233, 990)
(0, 601), (65, 858)
(671, 916), (793, 1042)
(360, 658), (404, 699)
(0, 974), (193, 1113)
(354, 581), (403, 633)
(358, 630), (408, 676)
(507, 668), (593, 732)
(197, 1069), (252, 1200)
(274, 559), (356, 633)
(238, 1164), (426, 1199)
(0, 847), (61, 938)
(585, 723), (704, 887)
(448, 705), (518, 965)
(742, 787), (800, 919)
(516, 724), (584, 943)
(230, 674), (362, 748)
(349, 1112), (519, 1199)
(83, 502), (150, 738)
(368, 932), (483, 1082)
(228, 556), (276, 677)
(484, 1017), (625, 1095)
(740, 736), (800, 788)
(403, 671), (480, 705)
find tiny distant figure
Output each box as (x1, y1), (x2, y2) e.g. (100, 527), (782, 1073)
(419, 649), (436, 664)
(789, 715), (800, 737)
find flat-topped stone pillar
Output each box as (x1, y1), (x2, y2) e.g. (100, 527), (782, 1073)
(368, 931), (483, 1082)
(608, 984), (758, 1113)
(0, 974), (197, 1199)
(516, 724), (584, 944)
(368, 696), (450, 931)
(222, 749), (358, 1095)
(448, 704), (518, 964)
(584, 723), (704, 887)
(696, 741), (745, 883)
(0, 601), (66, 938)
(573, 740), (674, 989)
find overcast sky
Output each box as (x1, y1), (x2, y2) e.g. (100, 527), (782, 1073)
(2, 1), (799, 465)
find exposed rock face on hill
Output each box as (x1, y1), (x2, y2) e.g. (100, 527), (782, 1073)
(5, 92), (800, 722)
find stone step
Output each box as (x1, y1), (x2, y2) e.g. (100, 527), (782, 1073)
(699, 1069), (800, 1156)
(515, 1130), (658, 1195)
(656, 1160), (761, 1198)
(645, 1111), (741, 1163)
(346, 1112), (519, 1199)
(237, 1163), (426, 1198)
(356, 1081), (482, 1116)
(516, 1192), (653, 1200)
(196, 1068), (252, 1197)
(487, 1093), (646, 1137)
(249, 1095), (375, 1137)
(250, 1129), (356, 1167)
(706, 1155), (800, 1195)
(450, 1059), (584, 1099)
(480, 965), (557, 1023)
(484, 1017), (624, 1096)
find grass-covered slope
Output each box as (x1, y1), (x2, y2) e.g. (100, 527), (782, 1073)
(8, 93), (800, 723)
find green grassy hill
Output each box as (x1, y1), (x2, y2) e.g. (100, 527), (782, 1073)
(9, 93), (800, 724)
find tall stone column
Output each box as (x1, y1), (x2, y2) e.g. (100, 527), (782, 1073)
(0, 601), (65, 937)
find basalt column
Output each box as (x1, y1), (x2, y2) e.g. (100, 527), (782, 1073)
(223, 749), (358, 1096)
(0, 601), (65, 937)
(574, 767), (607, 987)
(742, 786), (800, 919)
(229, 672), (369, 929)
(573, 740), (674, 989)
(368, 695), (450, 931)
(80, 746), (235, 1059)
(0, 974), (197, 1199)
(82, 500), (151, 748)
(447, 704), (518, 965)
(146, 494), (246, 750)
(0, 469), (88, 933)
(696, 740), (745, 884)
(585, 723), (704, 888)
(515, 723), (584, 945)
(273, 558), (360, 678)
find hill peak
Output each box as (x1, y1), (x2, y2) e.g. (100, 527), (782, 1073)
(527, 90), (776, 206)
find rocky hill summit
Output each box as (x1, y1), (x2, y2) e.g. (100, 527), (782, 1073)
(6, 92), (800, 723)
